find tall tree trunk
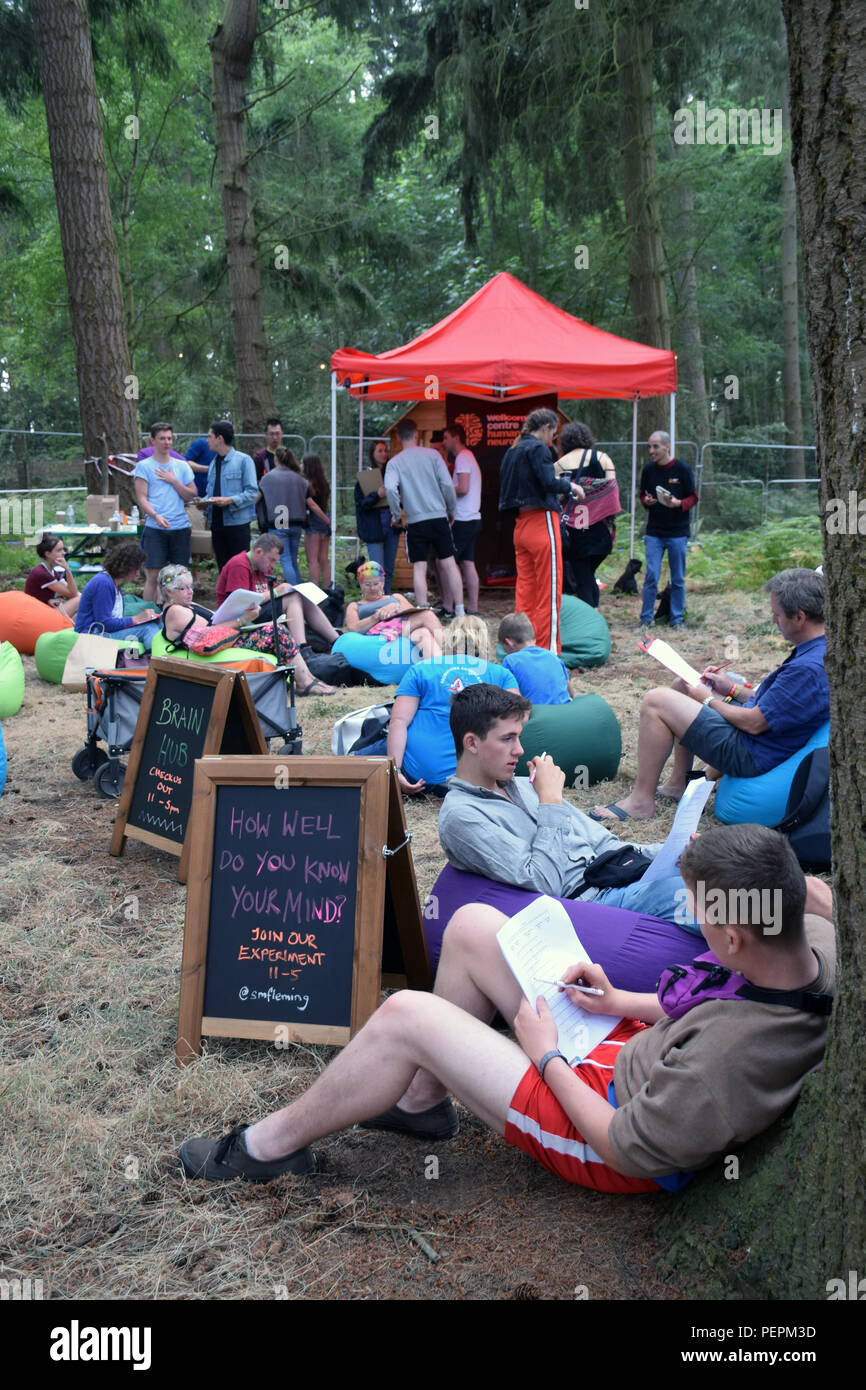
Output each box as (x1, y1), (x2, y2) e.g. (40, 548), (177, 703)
(670, 136), (711, 479)
(617, 13), (670, 440)
(210, 0), (274, 434)
(657, 0), (866, 1299)
(30, 0), (139, 506)
(780, 70), (806, 479)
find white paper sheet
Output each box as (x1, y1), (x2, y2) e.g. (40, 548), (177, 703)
(640, 776), (716, 884)
(638, 635), (705, 687)
(497, 896), (621, 1065)
(210, 589), (263, 624)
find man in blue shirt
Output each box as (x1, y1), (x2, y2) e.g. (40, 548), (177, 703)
(196, 420), (259, 571)
(185, 435), (217, 498)
(592, 569), (828, 823)
(133, 422), (197, 601)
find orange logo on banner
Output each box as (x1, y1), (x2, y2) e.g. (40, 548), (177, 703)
(455, 412), (483, 447)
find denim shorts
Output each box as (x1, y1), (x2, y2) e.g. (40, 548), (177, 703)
(680, 705), (760, 778)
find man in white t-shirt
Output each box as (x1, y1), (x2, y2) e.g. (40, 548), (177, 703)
(133, 421), (197, 601)
(444, 424), (482, 613)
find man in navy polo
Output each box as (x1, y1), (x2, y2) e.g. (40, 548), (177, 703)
(638, 430), (698, 629)
(592, 569), (828, 823)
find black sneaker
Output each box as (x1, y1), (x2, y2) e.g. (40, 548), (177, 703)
(358, 1099), (458, 1141)
(180, 1124), (316, 1182)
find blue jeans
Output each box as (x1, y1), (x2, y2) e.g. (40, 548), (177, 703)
(273, 527), (302, 585)
(367, 525), (400, 593)
(596, 871), (701, 934)
(111, 620), (160, 652)
(641, 534), (689, 624)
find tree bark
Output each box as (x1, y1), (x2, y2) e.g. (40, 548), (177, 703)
(657, 0), (866, 1299)
(670, 136), (711, 479)
(210, 0), (274, 434)
(30, 0), (139, 505)
(617, 14), (670, 440)
(780, 73), (806, 479)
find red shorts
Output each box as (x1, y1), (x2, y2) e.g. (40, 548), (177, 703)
(504, 1018), (664, 1194)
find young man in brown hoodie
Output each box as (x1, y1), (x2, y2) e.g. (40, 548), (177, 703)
(181, 823), (834, 1194)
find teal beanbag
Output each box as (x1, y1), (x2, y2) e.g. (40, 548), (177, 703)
(0, 641), (25, 717)
(122, 594), (154, 617)
(514, 693), (621, 787)
(332, 630), (419, 685)
(714, 721), (830, 827)
(559, 596), (611, 668)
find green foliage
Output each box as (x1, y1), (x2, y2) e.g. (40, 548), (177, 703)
(686, 517), (822, 587)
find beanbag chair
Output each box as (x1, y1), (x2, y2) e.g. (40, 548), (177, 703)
(34, 629), (145, 684)
(514, 693), (621, 787)
(150, 631), (277, 673)
(122, 594), (154, 617)
(0, 590), (73, 654)
(0, 642), (25, 717)
(424, 864), (702, 984)
(332, 630), (420, 686)
(559, 595), (611, 668)
(714, 721), (831, 827)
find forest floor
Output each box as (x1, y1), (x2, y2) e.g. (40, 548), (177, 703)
(0, 546), (795, 1301)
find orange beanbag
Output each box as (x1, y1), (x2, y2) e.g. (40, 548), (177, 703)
(0, 589), (74, 654)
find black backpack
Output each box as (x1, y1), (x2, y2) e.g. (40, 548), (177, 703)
(773, 747), (831, 871)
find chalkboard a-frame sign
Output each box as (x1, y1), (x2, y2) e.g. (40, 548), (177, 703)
(109, 657), (266, 882)
(176, 756), (429, 1062)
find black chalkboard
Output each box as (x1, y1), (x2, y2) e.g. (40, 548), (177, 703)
(176, 756), (430, 1059)
(202, 784), (361, 1028)
(110, 658), (265, 880)
(125, 674), (216, 843)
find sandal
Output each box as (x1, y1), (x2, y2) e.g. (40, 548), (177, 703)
(298, 678), (335, 697)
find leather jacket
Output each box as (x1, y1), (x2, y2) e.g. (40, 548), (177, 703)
(499, 435), (572, 512)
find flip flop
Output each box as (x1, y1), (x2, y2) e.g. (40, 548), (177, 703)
(298, 679), (335, 697)
(589, 802), (632, 823)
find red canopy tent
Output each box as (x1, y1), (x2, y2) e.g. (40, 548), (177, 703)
(328, 272), (678, 574)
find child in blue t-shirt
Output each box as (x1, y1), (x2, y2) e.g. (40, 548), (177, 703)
(499, 612), (571, 705)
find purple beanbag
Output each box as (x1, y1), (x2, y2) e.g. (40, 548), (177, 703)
(425, 864), (703, 992)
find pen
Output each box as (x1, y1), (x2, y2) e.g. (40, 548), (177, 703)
(534, 978), (605, 996)
(529, 751), (548, 784)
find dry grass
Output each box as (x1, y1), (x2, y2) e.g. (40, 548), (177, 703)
(0, 569), (788, 1301)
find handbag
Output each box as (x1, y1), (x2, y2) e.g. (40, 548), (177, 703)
(182, 621), (240, 656)
(330, 700), (393, 754)
(61, 629), (140, 691)
(562, 450), (622, 530)
(579, 844), (654, 890)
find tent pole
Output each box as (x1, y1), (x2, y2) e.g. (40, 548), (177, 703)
(670, 391), (676, 456)
(330, 371), (338, 586)
(358, 398), (364, 470)
(630, 398), (638, 560)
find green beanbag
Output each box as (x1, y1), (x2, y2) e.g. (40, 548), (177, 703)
(122, 594), (154, 617)
(514, 693), (621, 787)
(150, 631), (277, 668)
(34, 629), (144, 684)
(0, 641), (25, 717)
(559, 595), (611, 668)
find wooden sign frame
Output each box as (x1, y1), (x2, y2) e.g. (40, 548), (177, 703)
(109, 657), (266, 883)
(176, 756), (429, 1063)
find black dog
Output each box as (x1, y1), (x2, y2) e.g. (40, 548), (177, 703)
(654, 583), (672, 622)
(613, 557), (642, 595)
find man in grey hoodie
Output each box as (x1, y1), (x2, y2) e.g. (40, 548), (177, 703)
(384, 418), (465, 612)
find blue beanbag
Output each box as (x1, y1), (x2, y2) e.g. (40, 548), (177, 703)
(714, 721), (830, 827)
(332, 630), (421, 686)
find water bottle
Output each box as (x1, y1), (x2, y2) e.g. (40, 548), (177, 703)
(130, 505), (140, 526)
(65, 503), (75, 525)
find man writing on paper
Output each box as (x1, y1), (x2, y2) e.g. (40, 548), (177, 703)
(181, 823), (834, 1196)
(592, 569), (828, 824)
(437, 685), (693, 926)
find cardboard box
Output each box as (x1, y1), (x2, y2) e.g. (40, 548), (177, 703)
(86, 494), (119, 526)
